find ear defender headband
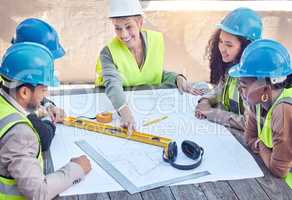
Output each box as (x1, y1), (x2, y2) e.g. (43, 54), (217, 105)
(163, 140), (204, 170)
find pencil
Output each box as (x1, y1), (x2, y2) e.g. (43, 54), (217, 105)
(143, 115), (168, 126)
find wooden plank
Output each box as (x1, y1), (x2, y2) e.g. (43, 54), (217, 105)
(78, 193), (111, 200)
(109, 191), (143, 200)
(228, 179), (270, 200)
(141, 187), (174, 200)
(256, 175), (292, 200)
(54, 195), (78, 200)
(171, 184), (207, 200)
(199, 181), (238, 200)
(255, 161), (292, 200)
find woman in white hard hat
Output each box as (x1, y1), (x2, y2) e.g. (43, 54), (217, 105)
(95, 0), (200, 130)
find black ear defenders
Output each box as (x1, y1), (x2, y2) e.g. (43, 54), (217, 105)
(163, 140), (204, 170)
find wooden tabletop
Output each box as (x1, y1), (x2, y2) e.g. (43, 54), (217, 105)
(45, 88), (292, 200)
(44, 124), (292, 200)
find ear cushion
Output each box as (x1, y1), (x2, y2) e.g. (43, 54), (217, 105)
(182, 140), (204, 160)
(167, 141), (177, 162)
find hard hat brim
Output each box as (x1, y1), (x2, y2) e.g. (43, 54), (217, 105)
(48, 75), (60, 87)
(108, 12), (143, 18)
(51, 44), (65, 59)
(228, 64), (245, 78)
(216, 24), (246, 39)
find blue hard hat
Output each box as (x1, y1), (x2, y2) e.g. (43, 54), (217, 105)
(229, 39), (292, 78)
(0, 42), (60, 87)
(217, 7), (262, 41)
(12, 18), (65, 59)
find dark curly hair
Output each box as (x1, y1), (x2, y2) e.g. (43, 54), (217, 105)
(205, 29), (251, 85)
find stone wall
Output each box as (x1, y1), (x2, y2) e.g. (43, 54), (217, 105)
(0, 0), (291, 83)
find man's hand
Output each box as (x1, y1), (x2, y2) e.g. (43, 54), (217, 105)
(71, 155), (92, 175)
(35, 106), (49, 118)
(47, 105), (66, 123)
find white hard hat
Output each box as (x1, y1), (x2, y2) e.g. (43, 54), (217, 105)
(108, 0), (144, 18)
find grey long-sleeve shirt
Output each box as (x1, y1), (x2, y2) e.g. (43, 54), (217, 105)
(100, 31), (178, 110)
(0, 89), (85, 200)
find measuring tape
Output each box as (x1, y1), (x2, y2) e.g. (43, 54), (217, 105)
(64, 116), (205, 171)
(95, 112), (112, 123)
(78, 112), (113, 123)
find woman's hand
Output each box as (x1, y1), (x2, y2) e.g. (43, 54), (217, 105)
(118, 105), (136, 135)
(176, 75), (205, 95)
(195, 99), (211, 119)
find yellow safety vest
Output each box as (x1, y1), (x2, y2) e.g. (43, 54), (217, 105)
(222, 76), (244, 115)
(256, 88), (292, 189)
(0, 95), (43, 200)
(95, 29), (164, 87)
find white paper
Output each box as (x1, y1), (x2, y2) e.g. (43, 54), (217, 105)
(49, 89), (263, 196)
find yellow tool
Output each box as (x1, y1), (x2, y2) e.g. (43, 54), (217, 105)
(143, 115), (168, 127)
(63, 116), (172, 154)
(64, 116), (205, 171)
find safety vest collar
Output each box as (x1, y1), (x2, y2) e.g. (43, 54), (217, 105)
(222, 76), (243, 114)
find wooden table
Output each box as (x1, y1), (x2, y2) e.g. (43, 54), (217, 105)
(45, 88), (292, 200)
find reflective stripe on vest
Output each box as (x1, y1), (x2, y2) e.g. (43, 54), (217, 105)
(0, 95), (43, 199)
(256, 88), (292, 189)
(0, 113), (22, 134)
(95, 29), (164, 87)
(0, 177), (21, 196)
(222, 76), (243, 115)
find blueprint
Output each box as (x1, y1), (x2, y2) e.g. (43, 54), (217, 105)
(49, 89), (263, 196)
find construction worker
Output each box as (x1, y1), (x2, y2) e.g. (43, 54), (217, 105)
(95, 0), (201, 131)
(0, 42), (91, 199)
(229, 39), (292, 188)
(195, 8), (262, 131)
(11, 18), (66, 151)
(12, 18), (66, 123)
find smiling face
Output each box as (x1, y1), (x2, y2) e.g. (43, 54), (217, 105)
(111, 16), (143, 49)
(218, 30), (242, 63)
